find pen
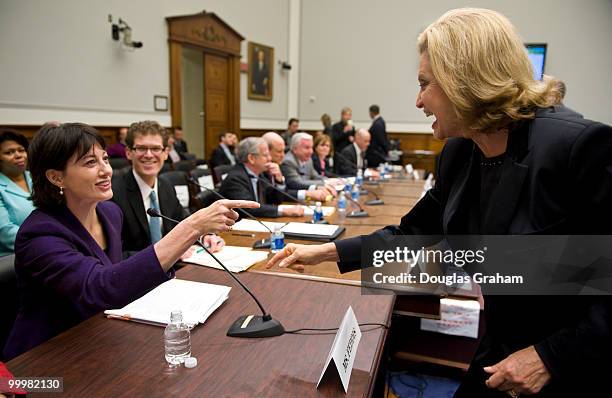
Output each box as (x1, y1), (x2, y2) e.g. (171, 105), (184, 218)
(232, 233), (256, 237)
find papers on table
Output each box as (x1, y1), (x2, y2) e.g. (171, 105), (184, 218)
(420, 298), (480, 338)
(232, 219), (340, 237)
(105, 279), (230, 328)
(277, 205), (336, 216)
(182, 245), (269, 272)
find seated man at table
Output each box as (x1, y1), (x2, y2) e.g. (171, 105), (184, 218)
(210, 131), (238, 170)
(218, 137), (304, 218)
(337, 128), (371, 176)
(280, 133), (336, 195)
(262, 132), (329, 202)
(112, 121), (224, 256)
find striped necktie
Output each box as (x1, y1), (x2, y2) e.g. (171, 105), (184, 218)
(149, 191), (162, 243)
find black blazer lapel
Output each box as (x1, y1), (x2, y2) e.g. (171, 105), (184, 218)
(483, 122), (531, 234)
(124, 172), (149, 236)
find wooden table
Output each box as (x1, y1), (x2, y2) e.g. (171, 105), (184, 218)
(8, 266), (395, 397)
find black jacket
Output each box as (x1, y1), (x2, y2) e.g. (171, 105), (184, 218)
(337, 144), (365, 176)
(210, 146), (235, 170)
(312, 153), (334, 176)
(335, 106), (612, 397)
(218, 164), (285, 218)
(111, 169), (186, 255)
(331, 121), (355, 153)
(366, 116), (390, 167)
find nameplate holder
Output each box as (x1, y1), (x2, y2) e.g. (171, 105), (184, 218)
(316, 306), (362, 393)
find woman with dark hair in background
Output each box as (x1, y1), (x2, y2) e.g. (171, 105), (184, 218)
(311, 133), (334, 176)
(0, 129), (35, 256)
(3, 123), (258, 360)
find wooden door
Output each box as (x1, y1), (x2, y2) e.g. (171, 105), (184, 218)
(204, 53), (229, 162)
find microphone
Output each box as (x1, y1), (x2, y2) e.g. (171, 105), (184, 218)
(254, 175), (329, 224)
(334, 150), (380, 187)
(345, 194), (369, 218)
(323, 166), (384, 206)
(147, 208), (285, 338)
(188, 177), (273, 249)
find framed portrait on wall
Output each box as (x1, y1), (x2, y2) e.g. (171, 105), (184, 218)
(248, 41), (274, 101)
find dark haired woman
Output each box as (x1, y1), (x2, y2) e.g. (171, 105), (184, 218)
(3, 123), (258, 359)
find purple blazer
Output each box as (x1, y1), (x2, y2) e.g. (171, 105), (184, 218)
(3, 201), (172, 360)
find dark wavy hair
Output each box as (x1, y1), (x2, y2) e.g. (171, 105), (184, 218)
(28, 123), (105, 210)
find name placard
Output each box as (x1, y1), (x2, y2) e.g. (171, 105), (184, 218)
(316, 306), (362, 393)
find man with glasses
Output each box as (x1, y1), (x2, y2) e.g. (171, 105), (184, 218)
(112, 120), (224, 256)
(218, 137), (304, 218)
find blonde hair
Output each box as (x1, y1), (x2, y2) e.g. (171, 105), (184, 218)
(418, 8), (559, 132)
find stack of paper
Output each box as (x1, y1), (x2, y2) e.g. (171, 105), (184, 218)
(182, 245), (269, 272)
(420, 298), (480, 338)
(277, 204), (336, 216)
(105, 279), (231, 328)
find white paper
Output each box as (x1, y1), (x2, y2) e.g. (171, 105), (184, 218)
(316, 306), (362, 393)
(277, 205), (335, 216)
(174, 185), (190, 207)
(420, 298), (480, 338)
(280, 222), (339, 237)
(232, 219), (284, 233)
(105, 279), (231, 328)
(182, 245), (269, 272)
(198, 175), (215, 191)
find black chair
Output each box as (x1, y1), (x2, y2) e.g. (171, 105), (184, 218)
(159, 171), (193, 214)
(213, 164), (233, 186)
(111, 166), (131, 179)
(173, 160), (195, 173)
(109, 158), (130, 170)
(192, 190), (219, 210)
(159, 163), (172, 175)
(0, 254), (18, 360)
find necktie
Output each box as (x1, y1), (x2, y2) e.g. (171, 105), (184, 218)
(149, 191), (162, 243)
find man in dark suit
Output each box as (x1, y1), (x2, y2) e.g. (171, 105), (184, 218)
(172, 126), (189, 155)
(112, 121), (223, 255)
(210, 132), (238, 171)
(331, 106), (355, 154)
(366, 105), (390, 167)
(337, 128), (371, 176)
(218, 137), (304, 218)
(251, 49), (269, 95)
(281, 118), (299, 150)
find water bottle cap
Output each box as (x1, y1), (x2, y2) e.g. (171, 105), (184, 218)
(184, 357), (198, 368)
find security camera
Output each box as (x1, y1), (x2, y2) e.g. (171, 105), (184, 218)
(109, 16), (143, 50)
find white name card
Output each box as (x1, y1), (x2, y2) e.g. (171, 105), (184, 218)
(174, 185), (190, 208)
(316, 306), (362, 393)
(198, 175), (214, 191)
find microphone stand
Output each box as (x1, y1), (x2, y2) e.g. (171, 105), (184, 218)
(188, 177), (273, 249)
(147, 208), (285, 337)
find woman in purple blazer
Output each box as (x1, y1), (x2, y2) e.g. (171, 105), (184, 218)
(3, 123), (258, 360)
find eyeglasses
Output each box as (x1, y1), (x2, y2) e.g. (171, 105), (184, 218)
(131, 146), (165, 155)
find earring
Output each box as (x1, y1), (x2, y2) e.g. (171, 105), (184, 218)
(59, 186), (64, 195)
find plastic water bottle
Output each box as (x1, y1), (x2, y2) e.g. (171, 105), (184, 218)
(356, 169), (363, 186)
(351, 184), (360, 201)
(270, 225), (285, 253)
(313, 201), (324, 223)
(164, 310), (191, 367)
(337, 192), (347, 221)
(344, 181), (352, 195)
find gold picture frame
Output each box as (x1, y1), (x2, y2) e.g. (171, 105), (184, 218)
(248, 42), (274, 101)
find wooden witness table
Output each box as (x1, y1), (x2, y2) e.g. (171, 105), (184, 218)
(7, 266), (395, 397)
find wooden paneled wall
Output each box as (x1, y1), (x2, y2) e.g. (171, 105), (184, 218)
(1, 125), (119, 145)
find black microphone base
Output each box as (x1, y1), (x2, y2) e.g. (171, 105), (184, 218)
(359, 189), (369, 195)
(252, 238), (271, 249)
(227, 315), (285, 338)
(365, 199), (384, 206)
(364, 180), (379, 186)
(310, 219), (330, 224)
(347, 210), (369, 218)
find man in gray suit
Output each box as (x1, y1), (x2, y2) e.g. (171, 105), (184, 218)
(281, 132), (336, 196)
